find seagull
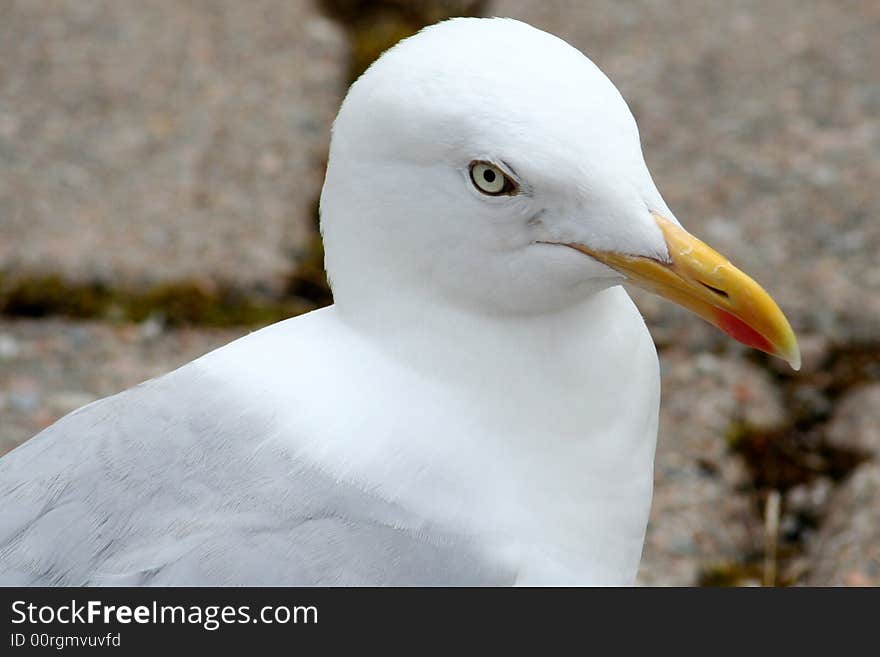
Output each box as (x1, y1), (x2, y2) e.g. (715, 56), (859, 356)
(0, 17), (798, 586)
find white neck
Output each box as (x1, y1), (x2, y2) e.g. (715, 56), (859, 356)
(334, 280), (625, 388)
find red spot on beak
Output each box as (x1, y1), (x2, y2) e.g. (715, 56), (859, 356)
(716, 310), (773, 354)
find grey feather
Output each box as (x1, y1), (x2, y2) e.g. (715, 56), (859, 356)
(0, 367), (514, 586)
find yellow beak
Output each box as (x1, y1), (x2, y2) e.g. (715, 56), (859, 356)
(570, 214), (800, 370)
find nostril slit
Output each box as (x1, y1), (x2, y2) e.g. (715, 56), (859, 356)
(699, 282), (730, 299)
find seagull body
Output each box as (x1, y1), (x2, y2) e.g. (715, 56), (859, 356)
(0, 18), (797, 586)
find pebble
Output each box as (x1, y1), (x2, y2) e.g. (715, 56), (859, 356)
(825, 384), (880, 459)
(807, 464), (880, 586)
(0, 334), (20, 360)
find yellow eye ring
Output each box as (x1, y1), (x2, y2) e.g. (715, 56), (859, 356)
(469, 161), (518, 196)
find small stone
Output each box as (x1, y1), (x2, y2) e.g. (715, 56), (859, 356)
(8, 391), (41, 413)
(257, 151), (283, 176)
(0, 334), (20, 360)
(695, 352), (720, 375)
(0, 112), (20, 138)
(806, 464), (880, 586)
(785, 476), (833, 516)
(825, 383), (880, 459)
(139, 316), (165, 340)
(789, 385), (833, 424)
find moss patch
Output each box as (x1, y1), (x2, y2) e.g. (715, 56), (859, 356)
(0, 274), (312, 328)
(698, 560), (763, 587)
(730, 422), (867, 492)
(285, 213), (334, 309)
(318, 0), (487, 81)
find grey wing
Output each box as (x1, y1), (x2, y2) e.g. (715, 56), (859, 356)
(0, 366), (514, 586)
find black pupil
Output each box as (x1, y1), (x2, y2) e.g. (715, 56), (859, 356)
(482, 169), (497, 184)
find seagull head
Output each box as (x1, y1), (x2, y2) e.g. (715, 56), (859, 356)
(320, 17), (800, 369)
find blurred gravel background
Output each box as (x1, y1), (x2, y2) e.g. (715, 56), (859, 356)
(1, 0), (878, 586)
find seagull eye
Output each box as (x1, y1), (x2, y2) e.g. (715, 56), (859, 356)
(469, 161), (518, 196)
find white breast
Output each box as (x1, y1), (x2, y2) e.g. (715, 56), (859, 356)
(197, 287), (660, 584)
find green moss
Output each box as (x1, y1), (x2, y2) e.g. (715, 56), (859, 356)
(699, 561), (763, 587)
(130, 282), (306, 327)
(0, 274), (311, 328)
(318, 0), (488, 82)
(285, 232), (333, 308)
(0, 275), (111, 319)
(724, 420), (752, 449)
(728, 418), (867, 493)
(823, 342), (880, 398)
(348, 12), (420, 80)
(699, 557), (801, 587)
